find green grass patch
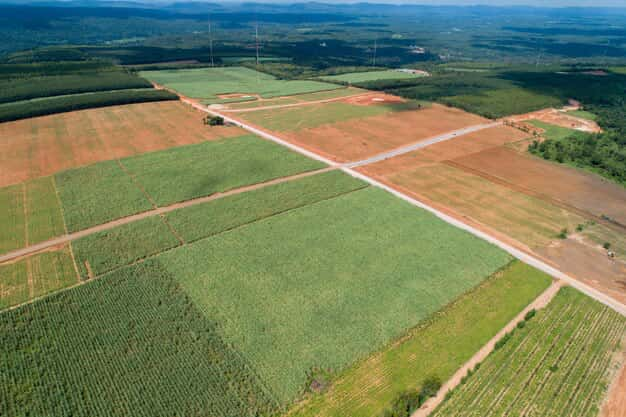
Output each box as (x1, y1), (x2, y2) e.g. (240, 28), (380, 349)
(0, 177), (65, 254)
(0, 259), (278, 416)
(160, 186), (512, 404)
(291, 261), (552, 417)
(166, 170), (367, 243)
(120, 135), (325, 206)
(320, 70), (426, 84)
(72, 216), (181, 279)
(0, 246), (77, 309)
(139, 66), (339, 102)
(433, 286), (626, 417)
(528, 120), (587, 141)
(566, 109), (598, 121)
(55, 160), (153, 232)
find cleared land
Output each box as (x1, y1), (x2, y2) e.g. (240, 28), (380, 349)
(0, 245), (77, 309)
(529, 119), (591, 141)
(452, 147), (626, 226)
(236, 98), (487, 162)
(289, 261), (552, 417)
(387, 163), (584, 248)
(0, 101), (246, 187)
(433, 286), (626, 417)
(55, 135), (324, 232)
(160, 186), (512, 403)
(320, 70), (427, 84)
(140, 66), (339, 102)
(222, 87), (365, 110)
(0, 176), (65, 253)
(0, 260), (277, 417)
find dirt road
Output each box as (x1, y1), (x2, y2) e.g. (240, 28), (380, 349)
(412, 280), (564, 417)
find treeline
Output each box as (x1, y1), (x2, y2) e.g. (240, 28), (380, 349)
(0, 89), (177, 123)
(0, 71), (152, 104)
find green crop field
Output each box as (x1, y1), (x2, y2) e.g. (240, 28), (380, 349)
(166, 170), (367, 243)
(55, 135), (324, 232)
(55, 160), (154, 233)
(159, 186), (512, 403)
(139, 66), (340, 102)
(291, 261), (552, 417)
(320, 70), (427, 84)
(0, 176), (65, 254)
(0, 259), (278, 417)
(0, 246), (77, 309)
(240, 100), (426, 132)
(120, 135), (325, 206)
(72, 216), (181, 279)
(433, 286), (626, 417)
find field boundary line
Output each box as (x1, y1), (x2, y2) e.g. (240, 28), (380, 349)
(192, 98), (626, 317)
(0, 167), (334, 264)
(413, 280), (564, 417)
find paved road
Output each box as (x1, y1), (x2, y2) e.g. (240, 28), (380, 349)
(195, 98), (626, 317)
(346, 122), (501, 168)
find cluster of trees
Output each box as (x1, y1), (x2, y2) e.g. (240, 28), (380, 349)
(0, 89), (177, 123)
(381, 377), (441, 417)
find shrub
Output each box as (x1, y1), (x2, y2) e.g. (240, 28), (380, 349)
(381, 377), (441, 417)
(603, 242), (612, 250)
(524, 309), (536, 321)
(557, 228), (568, 239)
(204, 115), (225, 126)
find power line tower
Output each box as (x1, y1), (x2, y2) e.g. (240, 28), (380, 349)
(255, 22), (260, 66)
(372, 39), (377, 66)
(208, 17), (214, 67)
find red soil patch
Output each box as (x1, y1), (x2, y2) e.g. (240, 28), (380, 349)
(601, 350), (626, 417)
(359, 125), (530, 177)
(506, 107), (601, 133)
(451, 147), (626, 226)
(278, 103), (488, 162)
(0, 101), (246, 187)
(343, 93), (405, 106)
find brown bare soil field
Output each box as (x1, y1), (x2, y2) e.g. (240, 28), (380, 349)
(536, 238), (626, 305)
(451, 147), (626, 226)
(277, 103), (488, 162)
(342, 92), (405, 106)
(0, 101), (245, 187)
(359, 125), (529, 176)
(381, 163), (583, 248)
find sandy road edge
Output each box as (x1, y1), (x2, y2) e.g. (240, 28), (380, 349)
(411, 280), (564, 417)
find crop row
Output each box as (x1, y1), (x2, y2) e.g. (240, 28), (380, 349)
(0, 259), (278, 417)
(433, 286), (626, 417)
(0, 89), (177, 123)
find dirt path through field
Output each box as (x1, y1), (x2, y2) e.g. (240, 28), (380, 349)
(0, 167), (335, 264)
(412, 280), (564, 417)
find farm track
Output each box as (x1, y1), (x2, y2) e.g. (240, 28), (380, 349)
(0, 167), (335, 264)
(443, 159), (626, 234)
(413, 280), (564, 417)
